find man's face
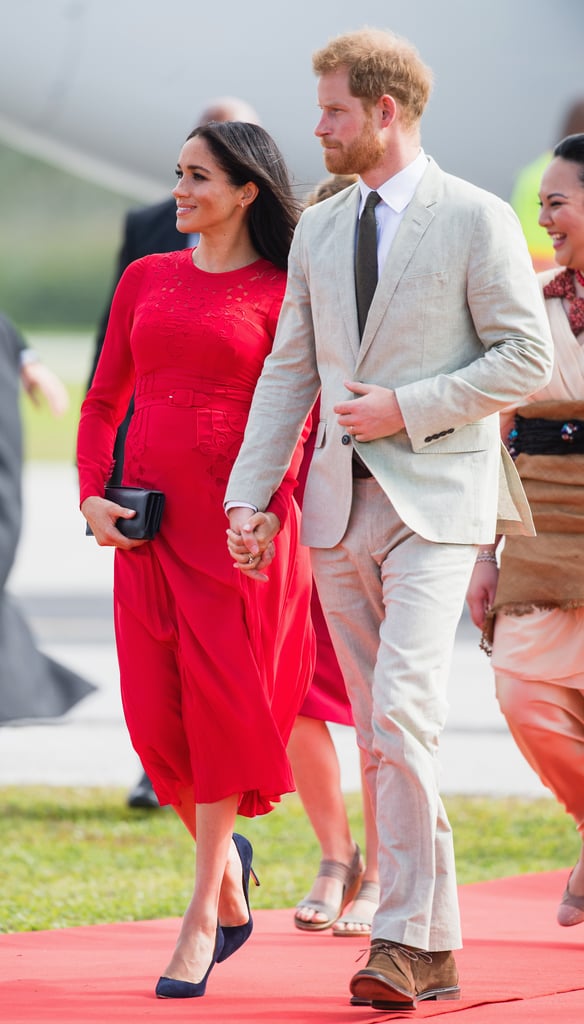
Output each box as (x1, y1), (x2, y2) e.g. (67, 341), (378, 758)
(315, 69), (384, 176)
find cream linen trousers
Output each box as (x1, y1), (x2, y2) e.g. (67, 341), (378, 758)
(311, 477), (477, 951)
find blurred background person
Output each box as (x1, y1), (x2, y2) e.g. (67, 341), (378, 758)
(88, 95), (261, 809)
(510, 98), (584, 272)
(289, 174), (379, 939)
(467, 132), (584, 927)
(0, 312), (95, 722)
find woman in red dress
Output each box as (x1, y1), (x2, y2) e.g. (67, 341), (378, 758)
(77, 122), (315, 998)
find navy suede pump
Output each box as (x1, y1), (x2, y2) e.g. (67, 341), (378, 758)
(155, 928), (224, 999)
(217, 832), (260, 962)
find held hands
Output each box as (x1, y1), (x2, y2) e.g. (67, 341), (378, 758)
(334, 381), (404, 442)
(81, 495), (148, 550)
(226, 509), (281, 582)
(466, 559), (499, 630)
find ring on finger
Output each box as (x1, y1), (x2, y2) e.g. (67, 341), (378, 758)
(247, 554), (255, 564)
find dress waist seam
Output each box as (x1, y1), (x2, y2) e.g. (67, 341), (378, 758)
(133, 385), (253, 410)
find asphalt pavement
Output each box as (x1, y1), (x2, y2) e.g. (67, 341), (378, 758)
(2, 459), (549, 798)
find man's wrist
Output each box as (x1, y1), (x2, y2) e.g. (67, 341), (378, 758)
(225, 501), (258, 516)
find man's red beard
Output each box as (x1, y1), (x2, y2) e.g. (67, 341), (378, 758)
(321, 118), (384, 176)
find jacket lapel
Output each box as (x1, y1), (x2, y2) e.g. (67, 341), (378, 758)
(333, 185), (361, 360)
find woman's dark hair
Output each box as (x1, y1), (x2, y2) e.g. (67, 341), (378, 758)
(186, 121), (301, 269)
(553, 133), (584, 186)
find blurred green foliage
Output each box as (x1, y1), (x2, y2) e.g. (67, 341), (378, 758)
(0, 142), (138, 328)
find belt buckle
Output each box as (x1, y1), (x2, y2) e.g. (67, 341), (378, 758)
(168, 388), (194, 407)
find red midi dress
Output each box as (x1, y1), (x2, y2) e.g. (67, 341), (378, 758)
(77, 250), (315, 816)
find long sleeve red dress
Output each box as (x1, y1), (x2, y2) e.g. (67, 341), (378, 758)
(77, 250), (315, 816)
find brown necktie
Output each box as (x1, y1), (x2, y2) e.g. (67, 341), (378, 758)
(355, 191), (381, 337)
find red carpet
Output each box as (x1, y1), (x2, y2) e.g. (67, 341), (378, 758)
(2, 870), (584, 1023)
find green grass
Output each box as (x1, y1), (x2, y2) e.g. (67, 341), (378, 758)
(1, 787), (578, 933)
(19, 331), (92, 462)
(21, 381), (84, 463)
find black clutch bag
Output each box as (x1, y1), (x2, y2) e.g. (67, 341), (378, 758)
(105, 486), (165, 539)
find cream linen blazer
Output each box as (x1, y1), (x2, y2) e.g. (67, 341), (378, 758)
(226, 159), (554, 548)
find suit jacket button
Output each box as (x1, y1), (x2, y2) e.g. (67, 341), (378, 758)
(341, 434), (351, 445)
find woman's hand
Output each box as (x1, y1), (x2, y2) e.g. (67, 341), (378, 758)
(81, 495), (148, 550)
(466, 557), (499, 630)
(226, 509), (281, 582)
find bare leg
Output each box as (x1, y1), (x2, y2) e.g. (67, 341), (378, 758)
(288, 715), (358, 925)
(163, 791), (238, 983)
(568, 846), (584, 896)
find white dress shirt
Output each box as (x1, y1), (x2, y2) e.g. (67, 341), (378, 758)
(358, 149), (428, 273)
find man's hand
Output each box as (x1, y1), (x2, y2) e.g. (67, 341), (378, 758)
(334, 380), (404, 442)
(226, 509), (280, 582)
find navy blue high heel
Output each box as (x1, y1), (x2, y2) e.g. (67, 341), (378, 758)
(155, 928), (224, 999)
(217, 832), (260, 962)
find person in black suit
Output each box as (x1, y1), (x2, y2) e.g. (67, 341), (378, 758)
(88, 96), (261, 809)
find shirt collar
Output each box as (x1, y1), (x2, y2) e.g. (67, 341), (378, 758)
(358, 150), (428, 214)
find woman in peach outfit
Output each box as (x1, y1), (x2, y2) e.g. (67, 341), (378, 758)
(467, 133), (584, 926)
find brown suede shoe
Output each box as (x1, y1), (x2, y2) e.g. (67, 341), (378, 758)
(349, 940), (417, 1010)
(413, 950), (460, 1003)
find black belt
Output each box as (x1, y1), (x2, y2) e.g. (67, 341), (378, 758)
(352, 453), (372, 478)
(508, 415), (584, 457)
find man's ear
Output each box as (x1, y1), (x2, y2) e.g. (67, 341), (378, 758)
(379, 94), (397, 128)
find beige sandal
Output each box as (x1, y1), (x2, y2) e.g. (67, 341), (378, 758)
(332, 880), (380, 936)
(557, 870), (584, 927)
(294, 844), (364, 931)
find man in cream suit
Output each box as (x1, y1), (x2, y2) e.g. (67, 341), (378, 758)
(226, 28), (553, 1011)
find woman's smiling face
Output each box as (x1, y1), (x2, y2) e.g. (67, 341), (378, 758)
(172, 136), (245, 236)
(538, 157), (584, 270)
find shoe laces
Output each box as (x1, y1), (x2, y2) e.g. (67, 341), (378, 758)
(356, 941), (432, 965)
